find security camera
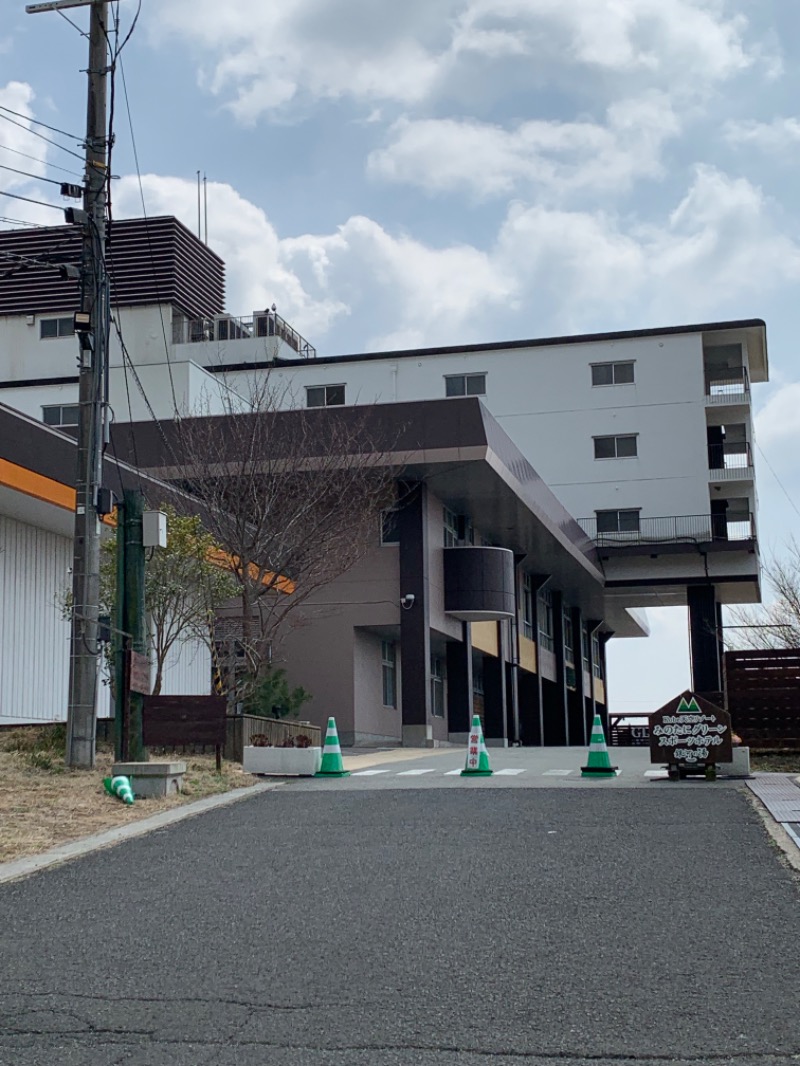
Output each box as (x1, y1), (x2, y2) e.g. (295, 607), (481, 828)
(400, 593), (415, 610)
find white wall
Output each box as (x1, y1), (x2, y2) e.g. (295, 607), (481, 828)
(226, 330), (722, 523)
(0, 514), (72, 725)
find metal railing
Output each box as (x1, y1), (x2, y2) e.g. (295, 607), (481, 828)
(708, 442), (753, 477)
(578, 513), (755, 547)
(705, 366), (749, 403)
(173, 311), (317, 358)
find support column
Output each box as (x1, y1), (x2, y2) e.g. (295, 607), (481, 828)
(598, 630), (612, 738)
(483, 626), (508, 747)
(567, 606), (587, 746)
(446, 623), (473, 743)
(550, 590), (569, 746)
(531, 575), (550, 746)
(688, 584), (722, 697)
(398, 483), (431, 746)
(585, 618), (603, 741)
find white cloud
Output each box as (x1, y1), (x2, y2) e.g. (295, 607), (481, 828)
(723, 116), (800, 152)
(113, 175), (348, 338)
(368, 92), (679, 200)
(109, 165), (800, 353)
(755, 383), (800, 451)
(151, 0), (765, 121)
(0, 81), (65, 227)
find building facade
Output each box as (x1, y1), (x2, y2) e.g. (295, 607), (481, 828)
(0, 218), (768, 738)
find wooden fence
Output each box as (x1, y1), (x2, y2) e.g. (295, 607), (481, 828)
(725, 648), (800, 749)
(225, 715), (322, 762)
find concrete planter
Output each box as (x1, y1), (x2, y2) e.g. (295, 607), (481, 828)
(243, 746), (322, 776)
(717, 746), (751, 778)
(111, 761), (186, 798)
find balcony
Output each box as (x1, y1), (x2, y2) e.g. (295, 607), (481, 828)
(578, 513), (756, 549)
(705, 366), (749, 405)
(172, 311), (317, 358)
(708, 442), (753, 482)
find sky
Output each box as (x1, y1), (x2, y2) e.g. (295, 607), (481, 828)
(2, 0), (799, 714)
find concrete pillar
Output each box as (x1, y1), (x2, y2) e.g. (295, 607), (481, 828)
(446, 622), (473, 743)
(483, 630), (508, 747)
(688, 584), (722, 696)
(567, 606), (587, 746)
(398, 482), (431, 746)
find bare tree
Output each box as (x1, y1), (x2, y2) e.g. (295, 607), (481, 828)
(727, 538), (800, 649)
(169, 377), (399, 696)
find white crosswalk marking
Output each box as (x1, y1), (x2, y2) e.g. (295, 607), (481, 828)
(444, 769), (463, 776)
(396, 768), (439, 776)
(493, 768), (526, 776)
(351, 769), (391, 776)
(644, 769), (668, 778)
(542, 769), (573, 776)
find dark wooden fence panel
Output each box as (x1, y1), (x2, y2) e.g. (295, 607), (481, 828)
(725, 649), (800, 748)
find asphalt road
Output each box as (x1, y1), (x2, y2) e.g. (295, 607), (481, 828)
(1, 784), (799, 1066)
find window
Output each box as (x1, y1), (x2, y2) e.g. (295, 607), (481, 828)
(472, 667), (484, 697)
(591, 361), (634, 386)
(40, 317), (74, 339)
(582, 625), (591, 675)
(42, 404), (80, 428)
(596, 509), (640, 534)
(381, 641), (397, 708)
(306, 383), (345, 408)
(521, 573), (534, 640)
(537, 586), (555, 653)
(593, 434), (637, 459)
(430, 656), (445, 718)
(564, 611), (576, 688)
(381, 509), (400, 545)
(443, 506), (459, 548)
(592, 633), (604, 679)
(445, 373), (486, 397)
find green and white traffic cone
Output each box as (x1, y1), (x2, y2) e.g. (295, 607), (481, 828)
(461, 714), (493, 777)
(103, 775), (135, 804)
(581, 715), (619, 777)
(314, 717), (350, 778)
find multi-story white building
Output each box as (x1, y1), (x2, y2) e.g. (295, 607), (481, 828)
(0, 217), (767, 742)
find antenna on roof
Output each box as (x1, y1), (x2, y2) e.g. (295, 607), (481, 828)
(203, 172), (208, 245)
(196, 170), (201, 240)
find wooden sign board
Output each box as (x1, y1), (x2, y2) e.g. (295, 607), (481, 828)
(649, 691), (733, 767)
(142, 695), (227, 748)
(128, 650), (152, 696)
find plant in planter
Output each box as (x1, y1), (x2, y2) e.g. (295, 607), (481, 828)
(250, 734), (273, 747)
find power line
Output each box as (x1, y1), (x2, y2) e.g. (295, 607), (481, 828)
(0, 142), (83, 178)
(0, 215), (39, 227)
(0, 188), (63, 211)
(0, 103), (82, 143)
(118, 53), (179, 418)
(756, 441), (800, 521)
(0, 112), (85, 162)
(0, 162), (70, 187)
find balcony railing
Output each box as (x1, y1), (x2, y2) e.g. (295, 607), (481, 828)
(173, 312), (317, 358)
(708, 442), (753, 479)
(705, 366), (749, 403)
(578, 513), (755, 547)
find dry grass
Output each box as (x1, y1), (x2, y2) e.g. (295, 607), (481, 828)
(751, 752), (800, 774)
(0, 727), (258, 864)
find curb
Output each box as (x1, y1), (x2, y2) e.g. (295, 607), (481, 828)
(0, 779), (284, 886)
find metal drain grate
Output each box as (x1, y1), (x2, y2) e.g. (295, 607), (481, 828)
(747, 775), (800, 822)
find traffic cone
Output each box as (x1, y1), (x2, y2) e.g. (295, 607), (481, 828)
(103, 775), (135, 804)
(461, 714), (493, 777)
(314, 717), (350, 777)
(581, 714), (619, 777)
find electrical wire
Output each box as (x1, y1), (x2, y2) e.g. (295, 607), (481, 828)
(0, 162), (70, 187)
(0, 142), (83, 178)
(0, 188), (62, 210)
(0, 112), (84, 162)
(0, 215), (39, 227)
(0, 104), (82, 143)
(117, 53), (179, 418)
(756, 441), (800, 521)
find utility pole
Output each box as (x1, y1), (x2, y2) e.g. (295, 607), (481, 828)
(114, 490), (147, 762)
(28, 0), (111, 768)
